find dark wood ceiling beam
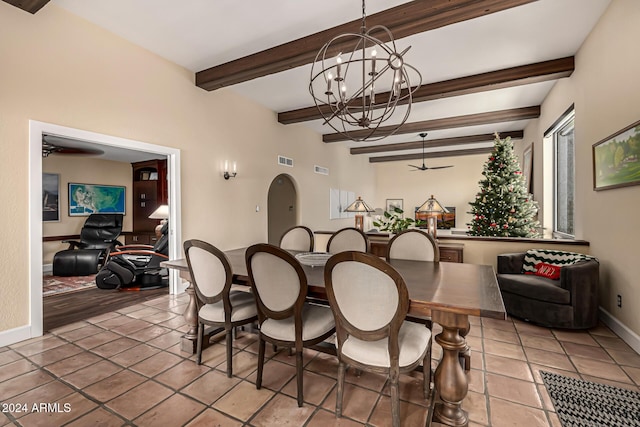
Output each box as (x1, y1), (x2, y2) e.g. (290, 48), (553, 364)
(350, 130), (524, 155)
(324, 106), (540, 143)
(196, 0), (537, 91)
(2, 0), (50, 13)
(279, 57), (572, 124)
(370, 146), (493, 163)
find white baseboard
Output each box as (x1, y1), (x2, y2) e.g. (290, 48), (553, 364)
(599, 307), (640, 354)
(0, 325), (34, 347)
(43, 264), (52, 274)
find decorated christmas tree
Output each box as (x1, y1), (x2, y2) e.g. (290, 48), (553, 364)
(467, 134), (541, 237)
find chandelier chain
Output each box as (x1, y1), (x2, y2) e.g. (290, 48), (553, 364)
(309, 0), (422, 142)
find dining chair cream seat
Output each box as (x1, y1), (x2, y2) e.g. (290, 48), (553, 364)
(245, 243), (336, 407)
(184, 239), (258, 377)
(279, 225), (314, 252)
(327, 227), (369, 254)
(325, 251), (432, 427)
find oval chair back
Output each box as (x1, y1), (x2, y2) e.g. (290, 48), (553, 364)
(386, 229), (439, 262)
(279, 225), (314, 252)
(327, 227), (369, 254)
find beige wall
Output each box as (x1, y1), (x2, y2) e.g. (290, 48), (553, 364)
(0, 4), (374, 331)
(42, 156), (132, 264)
(3, 1), (640, 340)
(374, 154), (488, 229)
(523, 0), (640, 335)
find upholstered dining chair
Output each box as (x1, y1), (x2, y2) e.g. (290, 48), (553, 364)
(325, 251), (432, 427)
(327, 227), (369, 254)
(184, 239), (258, 376)
(386, 229), (439, 327)
(279, 225), (314, 252)
(245, 243), (335, 407)
(386, 229), (439, 262)
(386, 229), (470, 371)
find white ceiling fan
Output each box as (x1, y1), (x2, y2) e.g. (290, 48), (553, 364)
(408, 132), (454, 171)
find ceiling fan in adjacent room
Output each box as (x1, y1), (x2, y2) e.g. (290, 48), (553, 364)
(408, 132), (454, 171)
(42, 135), (104, 158)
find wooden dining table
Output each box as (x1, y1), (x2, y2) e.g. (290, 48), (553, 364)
(162, 248), (506, 427)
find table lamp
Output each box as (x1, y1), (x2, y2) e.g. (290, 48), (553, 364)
(417, 195), (448, 238)
(344, 196), (375, 231)
(148, 204), (169, 238)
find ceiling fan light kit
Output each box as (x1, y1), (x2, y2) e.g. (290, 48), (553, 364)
(408, 132), (454, 171)
(309, 0), (421, 142)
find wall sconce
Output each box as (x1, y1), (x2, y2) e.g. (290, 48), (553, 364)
(417, 194), (448, 239)
(223, 160), (237, 180)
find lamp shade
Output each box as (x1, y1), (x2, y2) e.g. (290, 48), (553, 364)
(344, 196), (375, 213)
(417, 195), (449, 213)
(148, 204), (169, 219)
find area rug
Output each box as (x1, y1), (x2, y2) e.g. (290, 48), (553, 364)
(541, 370), (640, 427)
(43, 274), (97, 297)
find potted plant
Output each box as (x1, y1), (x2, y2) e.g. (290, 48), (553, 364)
(373, 207), (424, 234)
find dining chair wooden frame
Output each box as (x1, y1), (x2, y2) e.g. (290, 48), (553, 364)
(184, 239), (258, 377)
(326, 227), (370, 254)
(386, 230), (470, 371)
(279, 225), (315, 252)
(245, 243), (336, 407)
(386, 229), (439, 328)
(386, 229), (440, 263)
(325, 251), (432, 427)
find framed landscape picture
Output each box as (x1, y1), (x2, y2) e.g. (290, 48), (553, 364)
(42, 173), (60, 222)
(68, 183), (126, 216)
(593, 119), (640, 191)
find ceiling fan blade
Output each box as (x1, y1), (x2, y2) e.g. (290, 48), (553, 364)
(408, 164), (422, 169)
(429, 165), (454, 169)
(56, 147), (104, 155)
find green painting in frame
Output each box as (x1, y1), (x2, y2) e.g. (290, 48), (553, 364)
(593, 119), (640, 191)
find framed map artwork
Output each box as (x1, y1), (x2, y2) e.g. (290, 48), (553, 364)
(68, 183), (126, 216)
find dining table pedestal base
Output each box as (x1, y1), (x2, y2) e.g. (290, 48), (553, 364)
(432, 310), (470, 427)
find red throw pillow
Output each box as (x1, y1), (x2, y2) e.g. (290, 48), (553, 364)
(534, 262), (561, 280)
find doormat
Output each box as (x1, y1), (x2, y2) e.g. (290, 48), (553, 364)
(43, 274), (97, 297)
(541, 370), (640, 427)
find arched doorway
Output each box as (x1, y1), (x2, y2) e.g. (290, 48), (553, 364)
(267, 174), (297, 245)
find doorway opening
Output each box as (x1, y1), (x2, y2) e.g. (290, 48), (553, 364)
(28, 120), (182, 340)
(267, 174), (298, 245)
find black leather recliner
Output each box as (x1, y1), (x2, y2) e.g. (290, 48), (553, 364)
(52, 214), (124, 276)
(95, 222), (169, 289)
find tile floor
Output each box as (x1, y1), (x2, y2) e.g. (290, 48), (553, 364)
(2, 293), (640, 427)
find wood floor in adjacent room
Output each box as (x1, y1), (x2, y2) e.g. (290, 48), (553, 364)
(43, 287), (169, 332)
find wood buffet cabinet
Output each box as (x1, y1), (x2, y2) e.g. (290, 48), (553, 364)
(127, 159), (167, 245)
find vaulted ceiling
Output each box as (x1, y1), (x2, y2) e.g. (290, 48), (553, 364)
(9, 0), (611, 163)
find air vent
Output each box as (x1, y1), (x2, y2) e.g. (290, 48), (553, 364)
(278, 155), (293, 167)
(314, 165), (329, 175)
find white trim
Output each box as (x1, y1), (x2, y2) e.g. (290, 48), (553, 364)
(599, 307), (640, 354)
(43, 264), (53, 274)
(27, 120), (182, 346)
(0, 326), (32, 347)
